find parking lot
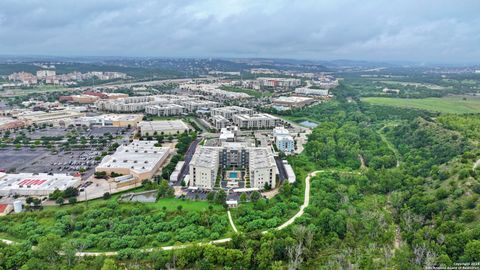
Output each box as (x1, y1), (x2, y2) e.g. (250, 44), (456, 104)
(0, 147), (102, 180)
(10, 126), (130, 140)
(27, 150), (102, 179)
(0, 148), (48, 172)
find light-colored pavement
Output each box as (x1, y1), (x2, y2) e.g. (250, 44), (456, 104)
(272, 170), (318, 231)
(473, 159), (480, 170)
(1, 239), (14, 245)
(227, 210), (238, 233)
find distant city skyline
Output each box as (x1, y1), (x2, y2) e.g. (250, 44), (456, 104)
(0, 0), (479, 64)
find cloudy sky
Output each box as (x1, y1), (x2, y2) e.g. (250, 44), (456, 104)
(0, 0), (479, 63)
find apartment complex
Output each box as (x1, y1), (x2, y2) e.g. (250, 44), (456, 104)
(95, 96), (158, 112)
(273, 127), (295, 153)
(233, 113), (280, 129)
(145, 104), (185, 116)
(212, 115), (230, 130)
(189, 146), (220, 189)
(257, 77), (301, 90)
(180, 100), (219, 113)
(211, 106), (253, 120)
(189, 143), (277, 190)
(95, 94), (217, 115)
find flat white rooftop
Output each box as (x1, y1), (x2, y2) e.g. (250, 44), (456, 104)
(97, 141), (170, 174)
(273, 96), (314, 103)
(190, 146), (219, 169)
(138, 120), (189, 131)
(248, 147), (276, 170)
(234, 113), (279, 121)
(0, 172), (80, 195)
(101, 114), (143, 122)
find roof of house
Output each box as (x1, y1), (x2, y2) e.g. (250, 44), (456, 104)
(0, 204), (10, 213)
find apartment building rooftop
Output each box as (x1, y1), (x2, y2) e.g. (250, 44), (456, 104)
(190, 147), (219, 169)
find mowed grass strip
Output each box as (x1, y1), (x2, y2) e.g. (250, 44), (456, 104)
(362, 96), (480, 114)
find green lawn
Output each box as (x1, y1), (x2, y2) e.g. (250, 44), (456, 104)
(219, 86), (271, 98)
(362, 96), (480, 114)
(0, 86), (72, 97)
(149, 197), (223, 211)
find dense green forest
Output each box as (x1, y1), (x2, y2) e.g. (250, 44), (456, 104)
(1, 82), (480, 269)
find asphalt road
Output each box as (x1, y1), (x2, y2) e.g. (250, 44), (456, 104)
(275, 157), (287, 183)
(175, 138), (201, 185)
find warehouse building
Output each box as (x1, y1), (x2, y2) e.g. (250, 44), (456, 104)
(294, 87), (329, 96)
(17, 110), (85, 126)
(73, 114), (143, 127)
(96, 141), (171, 181)
(272, 96), (315, 109)
(101, 114), (144, 127)
(138, 120), (190, 136)
(0, 172), (81, 196)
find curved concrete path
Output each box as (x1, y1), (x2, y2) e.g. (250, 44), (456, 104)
(227, 210), (238, 233)
(269, 170), (317, 232)
(1, 170), (321, 257)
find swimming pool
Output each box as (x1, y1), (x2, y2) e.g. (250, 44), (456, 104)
(229, 172), (239, 179)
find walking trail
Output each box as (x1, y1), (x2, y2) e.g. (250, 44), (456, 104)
(1, 171), (321, 257)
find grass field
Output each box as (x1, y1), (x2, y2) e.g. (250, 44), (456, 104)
(149, 197), (222, 211)
(362, 96), (480, 114)
(219, 85), (272, 98)
(0, 86), (72, 97)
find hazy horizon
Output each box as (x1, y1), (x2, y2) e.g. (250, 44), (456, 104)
(1, 0), (479, 64)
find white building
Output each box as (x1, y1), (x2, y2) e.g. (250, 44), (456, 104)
(189, 143), (277, 190)
(212, 115), (230, 130)
(272, 96), (315, 109)
(145, 104), (185, 116)
(36, 70), (56, 79)
(295, 88), (329, 96)
(189, 147), (220, 189)
(283, 160), (296, 184)
(233, 113), (280, 129)
(138, 120), (190, 136)
(180, 100), (219, 113)
(96, 141), (171, 181)
(219, 126), (238, 142)
(257, 77), (301, 90)
(249, 147), (277, 189)
(276, 135), (295, 153)
(211, 106), (253, 120)
(73, 114), (143, 127)
(273, 127), (295, 153)
(179, 83), (251, 99)
(0, 173), (80, 196)
(17, 110), (85, 126)
(169, 161), (185, 183)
